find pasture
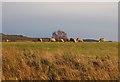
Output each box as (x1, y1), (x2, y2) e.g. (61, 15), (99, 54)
(2, 42), (119, 80)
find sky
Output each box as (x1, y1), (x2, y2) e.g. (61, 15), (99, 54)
(2, 2), (118, 41)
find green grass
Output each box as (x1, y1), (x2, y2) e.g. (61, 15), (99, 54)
(2, 42), (119, 80)
(3, 42), (118, 57)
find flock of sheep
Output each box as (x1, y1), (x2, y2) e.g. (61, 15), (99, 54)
(38, 38), (105, 42)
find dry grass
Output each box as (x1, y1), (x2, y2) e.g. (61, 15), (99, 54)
(2, 42), (119, 80)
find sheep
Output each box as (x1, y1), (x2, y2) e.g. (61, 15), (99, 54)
(76, 38), (84, 42)
(6, 39), (10, 42)
(99, 38), (105, 42)
(38, 38), (42, 42)
(50, 38), (56, 42)
(59, 39), (64, 42)
(70, 38), (76, 42)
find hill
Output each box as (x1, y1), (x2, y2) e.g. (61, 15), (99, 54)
(1, 33), (36, 42)
(0, 33), (113, 42)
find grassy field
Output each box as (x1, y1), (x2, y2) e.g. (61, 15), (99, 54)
(2, 42), (119, 80)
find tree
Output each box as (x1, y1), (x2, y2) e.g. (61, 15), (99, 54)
(52, 30), (67, 39)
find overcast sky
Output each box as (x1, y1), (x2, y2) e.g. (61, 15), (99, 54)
(2, 2), (118, 41)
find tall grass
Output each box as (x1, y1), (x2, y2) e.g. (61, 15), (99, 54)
(2, 42), (119, 80)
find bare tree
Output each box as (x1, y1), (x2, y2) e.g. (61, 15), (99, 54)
(52, 30), (67, 39)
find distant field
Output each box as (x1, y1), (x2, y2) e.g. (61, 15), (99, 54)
(2, 42), (119, 80)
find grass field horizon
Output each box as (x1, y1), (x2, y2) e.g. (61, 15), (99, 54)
(2, 42), (119, 80)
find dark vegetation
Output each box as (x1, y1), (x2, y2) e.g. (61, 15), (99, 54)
(52, 30), (67, 39)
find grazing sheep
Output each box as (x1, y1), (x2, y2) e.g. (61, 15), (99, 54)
(70, 38), (76, 42)
(59, 39), (64, 42)
(76, 38), (84, 42)
(38, 38), (42, 42)
(66, 38), (70, 42)
(50, 38), (56, 42)
(55, 38), (59, 42)
(6, 39), (10, 42)
(64, 38), (70, 42)
(99, 38), (105, 42)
